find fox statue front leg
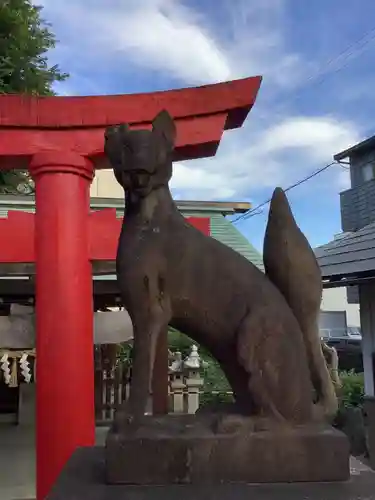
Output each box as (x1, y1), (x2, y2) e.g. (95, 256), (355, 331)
(114, 274), (172, 431)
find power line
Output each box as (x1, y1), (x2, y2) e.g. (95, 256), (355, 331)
(258, 25), (375, 121)
(231, 26), (375, 225)
(231, 160), (346, 224)
(233, 155), (375, 224)
(229, 26), (375, 225)
(301, 26), (375, 85)
(242, 29), (375, 212)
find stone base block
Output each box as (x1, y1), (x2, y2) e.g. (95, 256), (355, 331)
(105, 414), (350, 484)
(48, 448), (375, 500)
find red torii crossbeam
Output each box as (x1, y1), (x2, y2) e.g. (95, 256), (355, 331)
(0, 209), (209, 263)
(0, 76), (261, 499)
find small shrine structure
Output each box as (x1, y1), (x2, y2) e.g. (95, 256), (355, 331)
(0, 76), (261, 498)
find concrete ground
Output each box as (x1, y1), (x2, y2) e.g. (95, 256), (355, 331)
(0, 423), (108, 500)
(1, 422), (374, 500)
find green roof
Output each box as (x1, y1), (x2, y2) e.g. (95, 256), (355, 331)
(212, 215), (263, 270)
(183, 210), (263, 270)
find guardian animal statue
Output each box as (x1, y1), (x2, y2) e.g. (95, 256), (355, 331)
(104, 110), (337, 427)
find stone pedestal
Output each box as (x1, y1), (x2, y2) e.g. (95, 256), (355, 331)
(105, 414), (349, 485)
(47, 447), (375, 500)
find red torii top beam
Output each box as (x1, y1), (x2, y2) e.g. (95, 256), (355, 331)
(0, 76), (261, 167)
(0, 76), (262, 500)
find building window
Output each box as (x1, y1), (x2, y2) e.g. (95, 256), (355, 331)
(362, 163), (375, 182)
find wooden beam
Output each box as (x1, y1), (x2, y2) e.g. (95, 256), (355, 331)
(0, 77), (262, 166)
(0, 278), (121, 297)
(0, 210), (210, 264)
(0, 261), (117, 276)
(0, 77), (261, 129)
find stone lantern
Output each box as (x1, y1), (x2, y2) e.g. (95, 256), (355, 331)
(183, 345), (206, 414)
(169, 351), (185, 413)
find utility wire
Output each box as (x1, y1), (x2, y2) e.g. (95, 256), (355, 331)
(231, 27), (375, 225)
(232, 160), (351, 225)
(300, 26), (375, 85)
(263, 26), (375, 120)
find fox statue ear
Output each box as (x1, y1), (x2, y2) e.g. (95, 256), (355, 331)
(152, 110), (176, 149)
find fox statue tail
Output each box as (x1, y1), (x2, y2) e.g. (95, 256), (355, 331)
(263, 187), (338, 420)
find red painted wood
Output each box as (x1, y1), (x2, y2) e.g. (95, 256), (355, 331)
(88, 209), (120, 261)
(186, 216), (210, 236)
(0, 77), (262, 167)
(0, 211), (34, 262)
(0, 77), (261, 128)
(30, 151), (95, 500)
(0, 114), (227, 168)
(0, 209), (210, 263)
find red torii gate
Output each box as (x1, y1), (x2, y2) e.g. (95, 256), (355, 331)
(0, 76), (261, 499)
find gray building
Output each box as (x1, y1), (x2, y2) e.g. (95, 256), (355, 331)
(314, 138), (375, 332)
(317, 136), (375, 304)
(315, 135), (375, 469)
(336, 135), (375, 233)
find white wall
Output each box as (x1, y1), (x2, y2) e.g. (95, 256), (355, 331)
(91, 170), (123, 198)
(321, 287), (360, 327)
(0, 309), (134, 348)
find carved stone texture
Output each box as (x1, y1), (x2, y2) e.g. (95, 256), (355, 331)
(104, 110), (336, 427)
(105, 415), (349, 485)
(263, 188), (338, 419)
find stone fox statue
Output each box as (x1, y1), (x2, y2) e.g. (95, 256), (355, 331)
(104, 110), (338, 426)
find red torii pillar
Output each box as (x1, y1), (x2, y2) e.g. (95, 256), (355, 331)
(30, 151), (95, 500)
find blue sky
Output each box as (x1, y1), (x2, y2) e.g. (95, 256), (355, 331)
(36, 0), (375, 251)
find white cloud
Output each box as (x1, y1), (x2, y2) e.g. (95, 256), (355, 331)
(37, 0), (306, 87)
(34, 0), (366, 202)
(37, 0), (231, 84)
(170, 163), (236, 200)
(258, 117), (360, 162)
(170, 116), (361, 200)
(110, 4), (232, 83)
